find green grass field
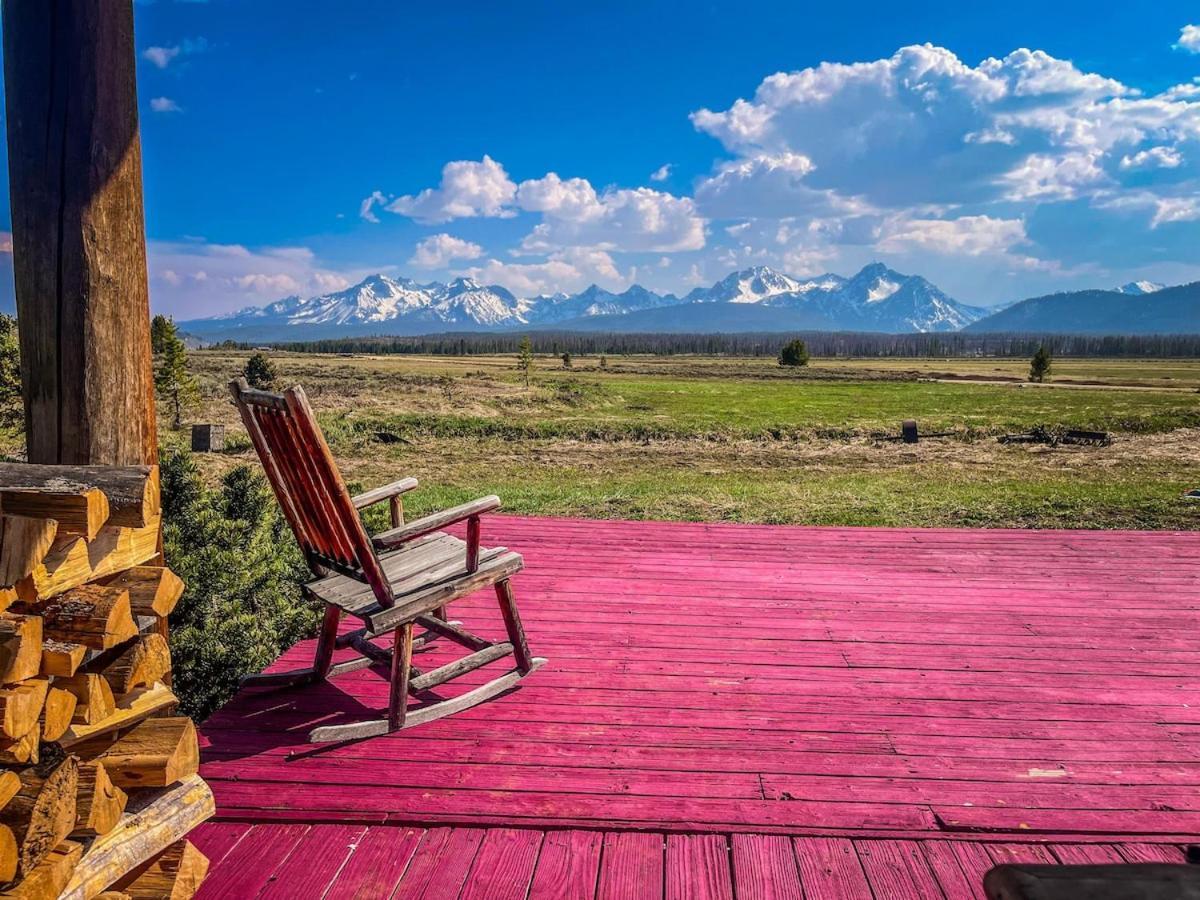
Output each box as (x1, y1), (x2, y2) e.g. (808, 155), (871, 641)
(182, 352), (1200, 531)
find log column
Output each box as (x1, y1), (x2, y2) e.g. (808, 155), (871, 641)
(2, 0), (157, 466)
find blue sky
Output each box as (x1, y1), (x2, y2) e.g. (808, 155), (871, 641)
(2, 1), (1200, 317)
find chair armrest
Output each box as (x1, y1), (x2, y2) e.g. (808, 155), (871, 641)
(372, 495), (501, 550)
(353, 478), (419, 528)
(352, 478), (419, 510)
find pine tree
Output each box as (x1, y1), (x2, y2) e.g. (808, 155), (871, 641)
(778, 339), (810, 367)
(153, 317), (199, 429)
(160, 449), (314, 719)
(1029, 345), (1052, 383)
(243, 351), (277, 390)
(561, 351), (572, 369)
(516, 336), (534, 387)
(150, 314), (173, 355)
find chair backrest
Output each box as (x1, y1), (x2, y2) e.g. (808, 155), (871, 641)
(228, 378), (395, 607)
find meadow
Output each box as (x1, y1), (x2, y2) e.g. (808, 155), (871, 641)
(181, 351), (1200, 531)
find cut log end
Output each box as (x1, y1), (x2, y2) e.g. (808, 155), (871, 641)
(112, 839), (208, 900)
(0, 488), (108, 541)
(99, 567), (183, 619)
(39, 641), (86, 679)
(0, 518), (57, 590)
(0, 680), (48, 741)
(0, 838), (83, 899)
(57, 675), (116, 726)
(98, 634), (171, 695)
(0, 615), (42, 685)
(39, 687), (77, 743)
(0, 824), (15, 884)
(0, 728), (39, 766)
(30, 585), (136, 650)
(0, 755), (78, 879)
(72, 763), (127, 839)
(75, 718), (197, 790)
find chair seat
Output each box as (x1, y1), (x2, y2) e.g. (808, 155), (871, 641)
(306, 532), (524, 634)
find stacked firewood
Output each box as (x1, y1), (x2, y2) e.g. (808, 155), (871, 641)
(0, 464), (214, 899)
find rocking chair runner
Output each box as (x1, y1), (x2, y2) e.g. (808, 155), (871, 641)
(228, 378), (545, 742)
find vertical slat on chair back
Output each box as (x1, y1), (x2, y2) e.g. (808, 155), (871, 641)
(228, 378), (395, 607)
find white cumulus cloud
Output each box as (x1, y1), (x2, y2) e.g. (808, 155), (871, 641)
(876, 215), (1027, 256)
(516, 175), (705, 253)
(150, 97), (182, 113)
(516, 173), (604, 222)
(409, 234), (485, 268)
(1176, 24), (1200, 54)
(387, 156), (516, 224)
(1119, 146), (1183, 170)
(1151, 197), (1200, 227)
(694, 152), (869, 220)
(650, 164), (673, 181)
(233, 273), (304, 294)
(142, 46), (181, 68)
(141, 37), (207, 69)
(689, 42), (1195, 217)
(359, 191), (389, 223)
(147, 240), (364, 317)
(1000, 152), (1107, 201)
(463, 248), (626, 296)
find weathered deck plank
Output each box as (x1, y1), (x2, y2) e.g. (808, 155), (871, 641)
(192, 828), (1192, 898)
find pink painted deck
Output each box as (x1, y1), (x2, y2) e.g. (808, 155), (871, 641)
(198, 516), (1200, 893)
(191, 824), (1191, 899)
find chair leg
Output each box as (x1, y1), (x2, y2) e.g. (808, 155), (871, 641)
(495, 579), (533, 673)
(308, 583), (544, 743)
(388, 622), (414, 730)
(312, 605), (341, 679)
(241, 603), (340, 691)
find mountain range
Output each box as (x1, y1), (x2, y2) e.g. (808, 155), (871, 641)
(180, 263), (1199, 341)
(965, 281), (1198, 335)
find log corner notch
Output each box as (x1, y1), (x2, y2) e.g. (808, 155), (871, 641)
(2, 0), (156, 467)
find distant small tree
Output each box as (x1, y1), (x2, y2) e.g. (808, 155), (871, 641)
(243, 352), (277, 390)
(150, 314), (174, 355)
(517, 336), (534, 387)
(561, 351), (572, 369)
(0, 315), (23, 432)
(153, 317), (199, 429)
(778, 339), (810, 367)
(1029, 345), (1052, 383)
(599, 354), (608, 369)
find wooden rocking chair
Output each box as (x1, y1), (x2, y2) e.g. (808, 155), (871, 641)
(228, 378), (545, 742)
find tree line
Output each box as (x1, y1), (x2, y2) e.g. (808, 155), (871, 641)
(209, 330), (1200, 359)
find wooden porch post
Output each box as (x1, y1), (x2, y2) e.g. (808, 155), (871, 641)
(2, 0), (157, 466)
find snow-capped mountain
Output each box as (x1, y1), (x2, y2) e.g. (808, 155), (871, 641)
(524, 284), (678, 323)
(1115, 280), (1165, 295)
(797, 262), (984, 332)
(665, 263), (982, 332)
(209, 275), (524, 332)
(180, 263), (995, 340)
(682, 266), (844, 304)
